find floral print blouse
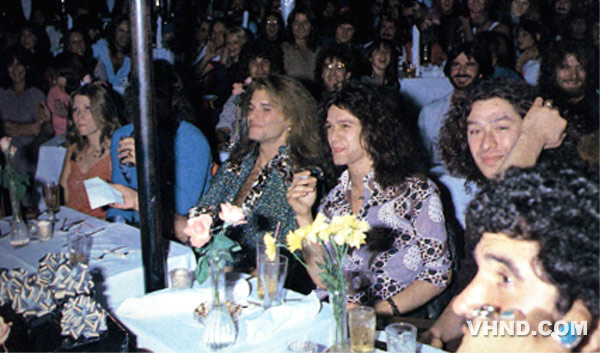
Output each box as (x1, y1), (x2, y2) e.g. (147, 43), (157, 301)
(319, 169), (452, 305)
(189, 145), (297, 269)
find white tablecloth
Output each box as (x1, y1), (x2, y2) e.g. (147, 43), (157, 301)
(116, 276), (447, 353)
(400, 77), (453, 109)
(0, 207), (196, 312)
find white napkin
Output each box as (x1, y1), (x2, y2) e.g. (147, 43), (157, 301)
(241, 292), (321, 342)
(117, 288), (211, 318)
(84, 177), (124, 209)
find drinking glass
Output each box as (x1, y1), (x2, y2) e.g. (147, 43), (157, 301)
(37, 219), (53, 241)
(42, 181), (60, 224)
(258, 254), (288, 308)
(349, 306), (376, 353)
(256, 238), (267, 299)
(385, 322), (417, 353)
(67, 233), (93, 265)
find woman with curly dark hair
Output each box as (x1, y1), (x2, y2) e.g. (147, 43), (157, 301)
(438, 78), (578, 184)
(453, 161), (599, 352)
(288, 81), (452, 316)
(59, 84), (121, 219)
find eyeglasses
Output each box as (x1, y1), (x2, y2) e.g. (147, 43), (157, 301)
(324, 62), (346, 73)
(266, 19), (278, 25)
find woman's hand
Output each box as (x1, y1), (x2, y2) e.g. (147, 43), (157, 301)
(109, 183), (139, 212)
(286, 170), (317, 227)
(118, 137), (136, 166)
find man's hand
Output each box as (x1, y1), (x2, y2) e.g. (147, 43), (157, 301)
(521, 97), (567, 150)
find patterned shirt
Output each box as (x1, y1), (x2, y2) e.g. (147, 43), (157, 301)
(189, 145), (297, 269)
(320, 169), (452, 305)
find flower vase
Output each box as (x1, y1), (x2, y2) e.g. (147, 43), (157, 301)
(8, 179), (29, 247)
(329, 287), (349, 352)
(203, 251), (236, 351)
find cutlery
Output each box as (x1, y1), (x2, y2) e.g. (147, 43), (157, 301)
(61, 219), (85, 232)
(97, 245), (127, 260)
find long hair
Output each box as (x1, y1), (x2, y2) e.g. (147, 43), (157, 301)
(68, 84), (121, 160)
(437, 78), (538, 184)
(229, 74), (334, 182)
(363, 39), (399, 87)
(106, 15), (130, 55)
(1, 46), (36, 89)
(323, 81), (425, 188)
(285, 6), (319, 50)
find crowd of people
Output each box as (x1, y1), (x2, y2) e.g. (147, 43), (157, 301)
(0, 0), (598, 351)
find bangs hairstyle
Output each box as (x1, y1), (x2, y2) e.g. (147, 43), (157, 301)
(68, 84), (121, 159)
(323, 81), (425, 188)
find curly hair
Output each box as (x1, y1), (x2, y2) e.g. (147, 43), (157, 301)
(323, 80), (425, 188)
(68, 84), (121, 160)
(443, 41), (493, 81)
(230, 74), (335, 182)
(465, 161), (599, 319)
(437, 78), (537, 184)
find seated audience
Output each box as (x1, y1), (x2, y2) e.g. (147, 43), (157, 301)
(91, 16), (131, 94)
(63, 28), (108, 83)
(215, 39), (284, 148)
(514, 19), (544, 86)
(179, 74), (334, 293)
(60, 84), (120, 219)
(108, 60), (212, 226)
(454, 162), (599, 352)
(287, 81), (452, 317)
(0, 46), (49, 210)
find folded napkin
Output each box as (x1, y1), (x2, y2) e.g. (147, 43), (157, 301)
(116, 288), (211, 318)
(240, 292), (321, 342)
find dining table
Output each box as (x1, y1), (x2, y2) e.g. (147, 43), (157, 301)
(116, 274), (448, 353)
(0, 206), (196, 312)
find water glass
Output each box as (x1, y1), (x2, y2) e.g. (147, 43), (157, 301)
(385, 322), (417, 353)
(37, 219), (53, 241)
(67, 233), (93, 265)
(256, 238), (267, 299)
(349, 306), (376, 352)
(168, 268), (194, 289)
(258, 254), (288, 308)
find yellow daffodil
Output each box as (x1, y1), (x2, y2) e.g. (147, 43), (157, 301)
(312, 213), (331, 243)
(286, 229), (304, 253)
(263, 232), (276, 261)
(346, 219), (369, 249)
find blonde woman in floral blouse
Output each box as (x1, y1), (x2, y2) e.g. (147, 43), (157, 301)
(287, 81), (453, 315)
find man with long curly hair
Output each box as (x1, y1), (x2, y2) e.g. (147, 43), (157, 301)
(453, 162), (599, 352)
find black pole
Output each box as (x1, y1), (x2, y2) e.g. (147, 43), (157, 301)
(130, 0), (167, 293)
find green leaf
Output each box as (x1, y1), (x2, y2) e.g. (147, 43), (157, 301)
(195, 254), (210, 285)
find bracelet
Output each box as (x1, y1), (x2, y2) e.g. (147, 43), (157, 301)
(387, 297), (401, 317)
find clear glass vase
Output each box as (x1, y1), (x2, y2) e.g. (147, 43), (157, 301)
(203, 251), (236, 351)
(8, 179), (29, 247)
(329, 287), (349, 352)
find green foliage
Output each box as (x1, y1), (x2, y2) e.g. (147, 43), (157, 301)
(194, 225), (242, 284)
(0, 157), (30, 201)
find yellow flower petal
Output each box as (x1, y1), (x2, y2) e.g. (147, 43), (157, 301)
(286, 229), (304, 253)
(263, 232), (276, 261)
